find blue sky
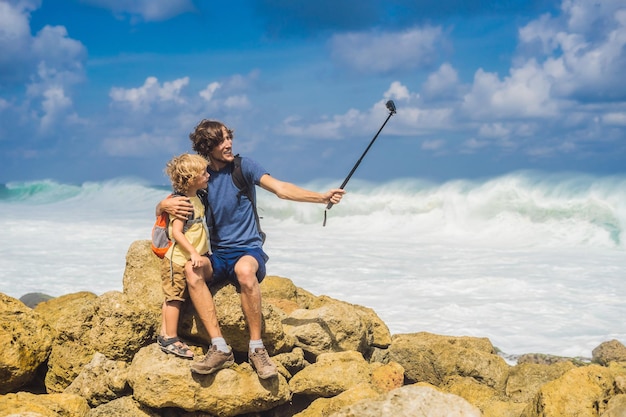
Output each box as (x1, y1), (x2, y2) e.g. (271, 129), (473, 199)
(1, 0), (625, 186)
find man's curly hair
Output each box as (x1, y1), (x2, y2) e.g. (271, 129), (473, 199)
(189, 119), (233, 159)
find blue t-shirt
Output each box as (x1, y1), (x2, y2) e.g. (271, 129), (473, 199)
(206, 156), (267, 250)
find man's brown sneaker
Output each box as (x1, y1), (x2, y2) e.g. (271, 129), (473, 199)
(249, 347), (278, 379)
(190, 345), (234, 375)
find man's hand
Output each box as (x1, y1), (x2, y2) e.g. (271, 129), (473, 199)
(325, 189), (345, 205)
(157, 196), (193, 220)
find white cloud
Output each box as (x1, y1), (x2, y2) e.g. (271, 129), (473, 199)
(80, 0), (195, 22)
(603, 112), (626, 126)
(478, 123), (511, 139)
(384, 81), (413, 101)
(101, 132), (180, 156)
(109, 76), (189, 111)
(462, 138), (489, 152)
(518, 2), (626, 101)
(422, 63), (461, 101)
(39, 86), (73, 129)
(199, 82), (221, 102)
(0, 1), (86, 131)
(421, 139), (445, 151)
(330, 26), (444, 74)
(462, 60), (560, 120)
(224, 95), (250, 109)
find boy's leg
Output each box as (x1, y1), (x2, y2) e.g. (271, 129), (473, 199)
(184, 259), (223, 339)
(162, 300), (182, 338)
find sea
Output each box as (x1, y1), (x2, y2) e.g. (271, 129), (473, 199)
(1, 171), (624, 362)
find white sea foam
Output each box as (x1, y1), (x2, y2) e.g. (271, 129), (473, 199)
(0, 171), (624, 359)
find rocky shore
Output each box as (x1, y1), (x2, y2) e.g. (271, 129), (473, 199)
(1, 239), (626, 417)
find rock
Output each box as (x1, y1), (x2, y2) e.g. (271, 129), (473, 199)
(600, 394), (626, 417)
(505, 361), (575, 403)
(19, 292), (54, 308)
(272, 346), (308, 378)
(289, 351), (374, 397)
(369, 361), (405, 393)
(517, 352), (588, 366)
(260, 275), (321, 310)
(294, 383), (381, 417)
(521, 364), (616, 417)
(34, 291), (99, 335)
(0, 293), (53, 394)
(87, 396), (161, 417)
(289, 354), (404, 416)
(122, 240), (164, 313)
(328, 384), (483, 417)
(87, 291), (156, 361)
(127, 344), (290, 416)
(43, 290), (156, 393)
(388, 332), (509, 391)
(443, 375), (525, 417)
(593, 340), (626, 366)
(0, 392), (90, 416)
(64, 352), (130, 407)
(282, 297), (391, 361)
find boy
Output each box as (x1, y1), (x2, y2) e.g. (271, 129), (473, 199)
(158, 153), (212, 359)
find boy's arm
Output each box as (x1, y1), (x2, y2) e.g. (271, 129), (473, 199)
(170, 219), (205, 268)
(156, 196), (194, 220)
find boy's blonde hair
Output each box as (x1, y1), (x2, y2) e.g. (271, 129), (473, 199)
(165, 153), (208, 194)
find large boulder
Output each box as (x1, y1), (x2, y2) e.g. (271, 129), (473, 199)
(64, 352), (130, 407)
(505, 361), (575, 403)
(289, 351), (377, 397)
(282, 296), (391, 361)
(122, 240), (164, 314)
(593, 339), (626, 366)
(0, 392), (89, 416)
(294, 383), (382, 417)
(388, 332), (509, 391)
(87, 396), (161, 417)
(42, 290), (156, 393)
(127, 344), (291, 416)
(328, 384), (483, 417)
(291, 353), (405, 417)
(443, 375), (525, 417)
(520, 364), (616, 417)
(0, 293), (53, 394)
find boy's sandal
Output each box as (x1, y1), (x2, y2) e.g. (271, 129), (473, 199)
(157, 335), (194, 359)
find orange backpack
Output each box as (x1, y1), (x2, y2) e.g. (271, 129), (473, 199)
(150, 192), (206, 258)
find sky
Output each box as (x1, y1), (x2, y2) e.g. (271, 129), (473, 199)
(1, 0), (625, 186)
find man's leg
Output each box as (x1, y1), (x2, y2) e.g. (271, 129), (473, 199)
(235, 255), (277, 379)
(184, 261), (222, 339)
(234, 255), (263, 340)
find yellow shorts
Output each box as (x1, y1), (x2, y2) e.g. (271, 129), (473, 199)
(161, 258), (188, 302)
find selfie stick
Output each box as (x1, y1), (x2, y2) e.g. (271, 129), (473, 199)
(323, 100), (397, 226)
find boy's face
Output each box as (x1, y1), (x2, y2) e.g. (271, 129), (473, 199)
(193, 169), (209, 190)
(209, 127), (234, 165)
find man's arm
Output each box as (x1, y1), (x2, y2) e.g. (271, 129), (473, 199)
(259, 174), (345, 205)
(156, 196), (194, 220)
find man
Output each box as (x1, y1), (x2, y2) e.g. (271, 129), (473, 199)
(157, 119), (345, 379)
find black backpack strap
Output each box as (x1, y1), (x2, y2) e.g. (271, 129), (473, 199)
(232, 155), (266, 243)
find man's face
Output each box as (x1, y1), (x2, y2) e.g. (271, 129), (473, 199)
(209, 127), (234, 164)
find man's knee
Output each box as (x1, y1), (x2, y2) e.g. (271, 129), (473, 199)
(184, 264), (208, 288)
